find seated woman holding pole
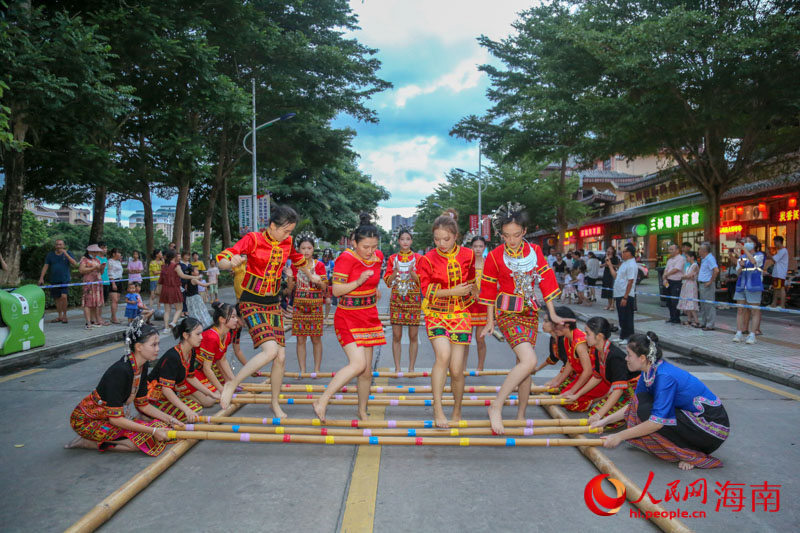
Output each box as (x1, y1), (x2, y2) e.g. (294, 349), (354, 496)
(594, 332), (730, 470)
(533, 316), (567, 375)
(147, 318), (219, 423)
(65, 319), (182, 455)
(194, 302), (240, 393)
(579, 317), (640, 429)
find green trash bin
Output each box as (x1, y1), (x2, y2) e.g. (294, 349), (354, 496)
(0, 284), (46, 356)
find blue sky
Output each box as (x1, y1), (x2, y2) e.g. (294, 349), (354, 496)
(108, 0), (534, 230)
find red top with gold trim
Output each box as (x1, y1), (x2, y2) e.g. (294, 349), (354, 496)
(591, 340), (640, 392)
(291, 259), (328, 302)
(332, 249), (386, 347)
(383, 251), (422, 295)
(418, 245), (476, 316)
(147, 345), (199, 400)
(564, 329), (592, 375)
(194, 327), (232, 383)
(216, 231), (307, 299)
(478, 242), (560, 309)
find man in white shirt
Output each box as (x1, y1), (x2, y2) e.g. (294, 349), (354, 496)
(663, 244), (686, 324)
(697, 242), (719, 330)
(767, 235), (789, 308)
(608, 243), (638, 344)
(585, 252), (601, 302)
(547, 248), (556, 268)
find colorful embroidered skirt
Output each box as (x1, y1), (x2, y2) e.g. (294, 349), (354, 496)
(560, 374), (610, 412)
(588, 380), (637, 429)
(496, 307), (539, 348)
(467, 300), (488, 327)
(182, 374), (216, 396)
(239, 301), (285, 348)
(424, 311), (472, 345)
(334, 307), (386, 347)
(292, 291), (324, 337)
(389, 290), (422, 326)
(624, 392), (729, 469)
(69, 407), (173, 456)
(148, 393), (203, 423)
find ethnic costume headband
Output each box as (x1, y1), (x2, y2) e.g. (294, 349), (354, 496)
(295, 231), (317, 249)
(392, 225), (414, 242)
(124, 316), (147, 355)
(462, 229), (478, 247)
(491, 201), (526, 234)
(646, 336), (659, 365)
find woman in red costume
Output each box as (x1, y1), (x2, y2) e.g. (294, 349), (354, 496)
(383, 226), (422, 372)
(479, 203), (569, 434)
(216, 205), (322, 415)
(313, 214), (385, 421)
(465, 234), (488, 371)
(418, 209), (476, 428)
(195, 302), (240, 393)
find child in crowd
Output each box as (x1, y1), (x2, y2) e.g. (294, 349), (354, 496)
(206, 259), (220, 301)
(576, 264), (588, 305)
(563, 269), (577, 303)
(125, 283), (154, 324)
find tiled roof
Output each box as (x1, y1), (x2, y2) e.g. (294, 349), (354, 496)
(577, 170), (640, 181)
(722, 172), (800, 199)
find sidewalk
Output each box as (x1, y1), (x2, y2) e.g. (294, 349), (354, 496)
(555, 278), (800, 390)
(0, 286), (237, 374)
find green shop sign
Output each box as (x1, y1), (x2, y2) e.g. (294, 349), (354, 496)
(649, 209), (702, 232)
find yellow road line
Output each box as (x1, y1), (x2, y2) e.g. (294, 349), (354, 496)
(73, 342), (124, 360)
(0, 368), (45, 384)
(721, 371), (800, 401)
(340, 369), (389, 532)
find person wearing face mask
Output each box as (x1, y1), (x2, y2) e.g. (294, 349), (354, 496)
(732, 235), (766, 344)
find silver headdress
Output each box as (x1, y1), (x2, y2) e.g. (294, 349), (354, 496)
(491, 202), (538, 307)
(462, 229), (478, 247)
(646, 334), (659, 365)
(124, 316), (146, 355)
(392, 224), (414, 242)
(491, 201), (525, 234)
(295, 231), (317, 249)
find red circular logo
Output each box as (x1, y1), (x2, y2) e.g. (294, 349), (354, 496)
(584, 474), (627, 516)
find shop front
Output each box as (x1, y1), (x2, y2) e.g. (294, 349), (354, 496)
(647, 207), (705, 266)
(578, 224), (606, 252)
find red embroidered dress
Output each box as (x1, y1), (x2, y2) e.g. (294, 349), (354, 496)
(333, 249), (386, 347)
(383, 251), (423, 326)
(69, 355), (173, 456)
(291, 259), (327, 337)
(558, 329), (607, 412)
(217, 231), (307, 348)
(588, 340), (640, 429)
(467, 264), (488, 326)
(195, 327), (233, 385)
(418, 245), (476, 345)
(147, 345), (203, 421)
(479, 242), (560, 347)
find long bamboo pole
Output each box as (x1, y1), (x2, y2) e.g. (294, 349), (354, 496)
(240, 384), (558, 394)
(230, 392), (557, 401)
(543, 405), (694, 533)
(166, 429), (603, 448)
(202, 415), (589, 428)
(64, 380), (267, 533)
(232, 397), (567, 407)
(256, 369), (515, 378)
(182, 423), (602, 437)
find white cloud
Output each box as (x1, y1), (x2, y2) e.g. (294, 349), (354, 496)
(393, 52), (488, 107)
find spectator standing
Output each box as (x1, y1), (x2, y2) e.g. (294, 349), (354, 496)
(767, 235), (789, 308)
(681, 242), (693, 273)
(609, 243), (638, 344)
(206, 259), (220, 302)
(98, 242), (110, 310)
(127, 251), (144, 284)
(39, 239), (77, 323)
(697, 243), (719, 330)
(601, 246), (620, 311)
(107, 248), (125, 324)
(191, 252), (209, 303)
(79, 244), (106, 329)
(677, 251), (700, 327)
(148, 250), (164, 311)
(546, 248), (556, 268)
(733, 235), (765, 344)
(585, 252), (601, 302)
(179, 250), (193, 315)
(662, 244), (686, 325)
(553, 253), (567, 297)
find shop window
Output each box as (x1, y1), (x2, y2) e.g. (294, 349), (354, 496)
(603, 159), (611, 170)
(767, 225), (787, 255)
(679, 230), (705, 250)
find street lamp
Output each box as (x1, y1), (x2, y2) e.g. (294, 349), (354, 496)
(456, 146), (488, 237)
(242, 78), (296, 229)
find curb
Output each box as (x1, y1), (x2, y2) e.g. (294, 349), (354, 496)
(571, 311), (800, 392)
(0, 330), (125, 374)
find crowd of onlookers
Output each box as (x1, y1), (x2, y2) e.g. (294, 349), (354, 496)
(545, 234), (791, 346)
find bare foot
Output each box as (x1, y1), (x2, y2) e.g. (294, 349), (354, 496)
(434, 409), (449, 428)
(312, 399), (327, 422)
(394, 367), (401, 373)
(488, 405), (504, 435)
(678, 461), (695, 471)
(358, 409), (368, 421)
(408, 367), (415, 373)
(271, 403), (288, 419)
(64, 436), (91, 449)
(219, 382), (236, 409)
(451, 408), (462, 424)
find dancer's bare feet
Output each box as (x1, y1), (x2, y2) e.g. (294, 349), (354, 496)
(358, 409), (368, 421)
(678, 461), (695, 471)
(451, 407), (462, 424)
(434, 408), (449, 428)
(271, 403), (287, 419)
(488, 405), (504, 435)
(312, 399), (327, 422)
(219, 382), (236, 409)
(64, 436), (92, 450)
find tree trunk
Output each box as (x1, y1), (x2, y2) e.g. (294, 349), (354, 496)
(141, 182), (154, 260)
(556, 157), (568, 254)
(89, 185), (107, 243)
(704, 186), (722, 259)
(182, 194), (192, 252)
(0, 142), (27, 286)
(172, 177), (189, 247)
(220, 176), (232, 248)
(203, 175), (222, 263)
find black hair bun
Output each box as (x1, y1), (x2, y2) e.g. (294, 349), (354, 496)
(358, 212), (372, 226)
(646, 331), (659, 343)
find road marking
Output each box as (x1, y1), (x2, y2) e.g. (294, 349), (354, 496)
(73, 342), (124, 360)
(720, 372), (800, 401)
(0, 368), (45, 384)
(340, 370), (388, 532)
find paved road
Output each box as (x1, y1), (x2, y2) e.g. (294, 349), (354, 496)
(1, 285), (798, 532)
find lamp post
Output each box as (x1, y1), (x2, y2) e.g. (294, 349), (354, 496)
(456, 145), (488, 237)
(243, 78), (296, 230)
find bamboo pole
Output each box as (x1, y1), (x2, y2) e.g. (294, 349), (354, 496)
(544, 405), (694, 533)
(231, 392), (557, 402)
(166, 429), (603, 448)
(240, 384), (557, 394)
(231, 396), (567, 407)
(202, 415), (589, 428)
(256, 369), (514, 378)
(183, 423), (602, 437)
(64, 380), (267, 533)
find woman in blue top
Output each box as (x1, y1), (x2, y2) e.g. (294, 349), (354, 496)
(732, 235), (766, 344)
(593, 331), (729, 470)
